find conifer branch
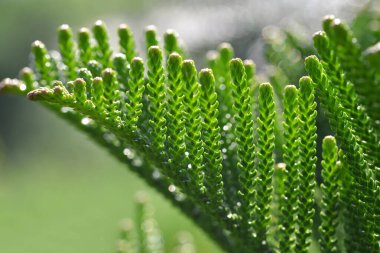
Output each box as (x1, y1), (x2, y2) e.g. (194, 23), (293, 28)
(164, 30), (185, 58)
(146, 46), (167, 160)
(319, 136), (340, 252)
(207, 45), (239, 211)
(305, 55), (379, 251)
(78, 27), (93, 67)
(166, 53), (187, 182)
(1, 52), (234, 253)
(181, 60), (205, 195)
(295, 76), (317, 253)
(255, 83), (276, 249)
(313, 31), (380, 171)
(113, 54), (129, 91)
(279, 85), (300, 253)
(87, 59), (103, 77)
(118, 24), (137, 62)
(2, 14), (379, 253)
(92, 20), (113, 68)
(32, 40), (58, 87)
(322, 16), (380, 124)
(230, 58), (257, 248)
(199, 68), (225, 214)
(125, 57), (145, 132)
(58, 24), (78, 81)
(145, 26), (159, 50)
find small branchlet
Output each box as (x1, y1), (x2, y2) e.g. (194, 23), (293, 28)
(230, 58), (257, 247)
(32, 40), (58, 87)
(319, 136), (340, 253)
(58, 24), (77, 80)
(199, 68), (224, 214)
(118, 24), (137, 62)
(255, 82), (276, 248)
(166, 53), (187, 182)
(181, 59), (205, 195)
(164, 29), (185, 58)
(146, 46), (167, 160)
(113, 53), (129, 90)
(92, 20), (112, 67)
(295, 76), (317, 253)
(125, 57), (145, 133)
(279, 85), (300, 253)
(78, 27), (93, 67)
(145, 26), (159, 50)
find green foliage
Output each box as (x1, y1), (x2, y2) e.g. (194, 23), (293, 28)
(230, 58), (257, 247)
(296, 77), (317, 253)
(181, 60), (205, 195)
(206, 44), (238, 211)
(164, 30), (186, 58)
(199, 69), (224, 213)
(279, 85), (300, 252)
(166, 53), (186, 182)
(118, 24), (137, 62)
(255, 82), (275, 248)
(304, 15), (380, 252)
(117, 193), (195, 253)
(78, 27), (93, 66)
(58, 25), (77, 81)
(146, 46), (167, 160)
(92, 20), (113, 67)
(319, 136), (340, 252)
(1, 10), (379, 253)
(351, 1), (380, 48)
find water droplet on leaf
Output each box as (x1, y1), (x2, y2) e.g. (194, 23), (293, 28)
(168, 184), (176, 192)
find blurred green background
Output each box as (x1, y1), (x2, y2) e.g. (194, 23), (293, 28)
(0, 0), (369, 252)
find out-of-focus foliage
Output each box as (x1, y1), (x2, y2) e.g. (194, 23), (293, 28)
(117, 193), (196, 253)
(351, 1), (380, 48)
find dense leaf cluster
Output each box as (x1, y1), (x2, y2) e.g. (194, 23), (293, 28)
(1, 10), (379, 253)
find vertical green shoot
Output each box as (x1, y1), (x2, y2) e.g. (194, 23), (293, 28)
(146, 46), (167, 159)
(145, 26), (159, 51)
(255, 82), (276, 248)
(181, 60), (205, 194)
(164, 29), (185, 58)
(305, 55), (379, 251)
(295, 76), (317, 253)
(166, 53), (187, 181)
(117, 219), (134, 253)
(87, 60), (102, 78)
(92, 20), (113, 67)
(78, 27), (93, 67)
(113, 53), (129, 90)
(118, 24), (137, 62)
(136, 194), (148, 253)
(279, 85), (300, 253)
(230, 58), (257, 246)
(125, 57), (145, 133)
(319, 136), (340, 253)
(91, 77), (106, 114)
(20, 67), (37, 92)
(32, 40), (57, 87)
(102, 68), (122, 127)
(58, 24), (77, 80)
(78, 68), (93, 96)
(199, 68), (224, 214)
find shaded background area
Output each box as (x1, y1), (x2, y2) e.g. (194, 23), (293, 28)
(0, 0), (369, 252)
